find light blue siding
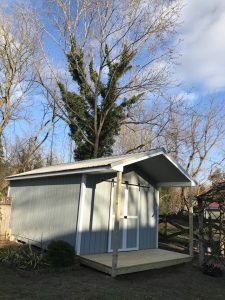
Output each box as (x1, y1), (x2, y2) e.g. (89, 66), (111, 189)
(80, 174), (113, 254)
(139, 185), (158, 249)
(80, 170), (158, 255)
(9, 168), (159, 255)
(9, 175), (81, 248)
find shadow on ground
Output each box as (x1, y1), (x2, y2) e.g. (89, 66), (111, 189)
(0, 261), (224, 300)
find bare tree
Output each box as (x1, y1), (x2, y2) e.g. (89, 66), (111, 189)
(161, 98), (225, 181)
(116, 96), (225, 210)
(8, 137), (44, 174)
(43, 0), (182, 159)
(123, 96), (225, 182)
(208, 168), (225, 186)
(114, 98), (170, 154)
(0, 5), (44, 158)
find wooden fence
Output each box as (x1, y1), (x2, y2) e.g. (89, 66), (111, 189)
(0, 197), (12, 238)
(159, 214), (198, 239)
(0, 197), (12, 205)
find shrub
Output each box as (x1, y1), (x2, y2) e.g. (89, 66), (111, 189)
(0, 244), (48, 270)
(203, 262), (223, 277)
(47, 240), (75, 268)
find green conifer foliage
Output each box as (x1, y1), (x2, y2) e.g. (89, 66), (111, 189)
(59, 38), (143, 160)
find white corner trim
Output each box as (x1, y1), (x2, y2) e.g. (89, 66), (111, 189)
(155, 189), (159, 248)
(7, 185), (11, 197)
(107, 183), (114, 253)
(76, 174), (87, 255)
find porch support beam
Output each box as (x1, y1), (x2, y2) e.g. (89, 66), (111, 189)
(189, 191), (194, 257)
(112, 171), (122, 277)
(198, 198), (204, 265)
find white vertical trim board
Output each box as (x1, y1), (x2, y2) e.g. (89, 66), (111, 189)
(155, 189), (159, 248)
(137, 185), (140, 251)
(7, 185), (11, 197)
(122, 185), (128, 250)
(76, 174), (87, 255)
(108, 183), (114, 252)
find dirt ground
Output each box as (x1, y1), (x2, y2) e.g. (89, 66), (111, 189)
(0, 261), (224, 300)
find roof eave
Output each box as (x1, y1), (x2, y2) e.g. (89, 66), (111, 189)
(111, 151), (196, 187)
(6, 165), (115, 181)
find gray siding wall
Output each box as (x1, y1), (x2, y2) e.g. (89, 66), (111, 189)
(9, 169), (159, 254)
(80, 171), (158, 255)
(9, 175), (81, 248)
(139, 186), (158, 250)
(123, 170), (150, 186)
(80, 174), (113, 255)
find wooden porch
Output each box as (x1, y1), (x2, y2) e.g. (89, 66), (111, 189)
(80, 249), (192, 276)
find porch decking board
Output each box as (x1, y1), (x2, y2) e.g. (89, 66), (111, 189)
(80, 249), (192, 276)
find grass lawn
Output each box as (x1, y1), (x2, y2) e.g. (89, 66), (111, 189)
(0, 261), (225, 300)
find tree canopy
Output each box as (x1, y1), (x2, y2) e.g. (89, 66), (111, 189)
(59, 40), (143, 160)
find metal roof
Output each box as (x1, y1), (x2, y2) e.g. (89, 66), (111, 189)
(7, 148), (196, 187)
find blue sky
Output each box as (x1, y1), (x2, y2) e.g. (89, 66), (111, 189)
(176, 0), (225, 95)
(3, 0), (225, 169)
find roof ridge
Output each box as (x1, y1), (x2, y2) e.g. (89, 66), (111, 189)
(49, 148), (164, 167)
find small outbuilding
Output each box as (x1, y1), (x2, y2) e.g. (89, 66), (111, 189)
(7, 148), (195, 276)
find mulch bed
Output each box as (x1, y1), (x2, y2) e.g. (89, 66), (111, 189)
(0, 260), (225, 300)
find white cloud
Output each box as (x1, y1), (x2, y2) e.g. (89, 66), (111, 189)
(177, 0), (225, 91)
(177, 91), (198, 102)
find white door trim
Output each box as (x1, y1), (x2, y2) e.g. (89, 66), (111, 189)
(108, 183), (140, 252)
(76, 174), (86, 255)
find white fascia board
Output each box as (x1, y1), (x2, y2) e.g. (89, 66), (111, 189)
(162, 153), (196, 185)
(157, 181), (196, 187)
(7, 166), (114, 181)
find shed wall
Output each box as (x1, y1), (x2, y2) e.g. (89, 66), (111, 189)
(9, 175), (81, 247)
(80, 171), (158, 255)
(139, 186), (158, 249)
(80, 174), (113, 255)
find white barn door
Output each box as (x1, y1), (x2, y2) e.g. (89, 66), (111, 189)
(108, 183), (140, 252)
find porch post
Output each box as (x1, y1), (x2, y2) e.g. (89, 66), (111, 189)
(189, 191), (194, 257)
(112, 171), (122, 277)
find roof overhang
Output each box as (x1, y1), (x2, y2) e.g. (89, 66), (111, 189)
(7, 148), (196, 187)
(111, 151), (196, 187)
(7, 166), (116, 181)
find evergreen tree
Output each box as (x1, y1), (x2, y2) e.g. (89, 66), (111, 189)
(59, 39), (143, 160)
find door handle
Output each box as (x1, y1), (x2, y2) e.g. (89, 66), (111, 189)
(124, 216), (127, 219)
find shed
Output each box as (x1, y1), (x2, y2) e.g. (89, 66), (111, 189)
(7, 148), (195, 276)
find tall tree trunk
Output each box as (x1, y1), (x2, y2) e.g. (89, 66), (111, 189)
(93, 135), (99, 158)
(181, 187), (189, 212)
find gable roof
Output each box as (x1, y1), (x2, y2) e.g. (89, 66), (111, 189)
(7, 148), (196, 187)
